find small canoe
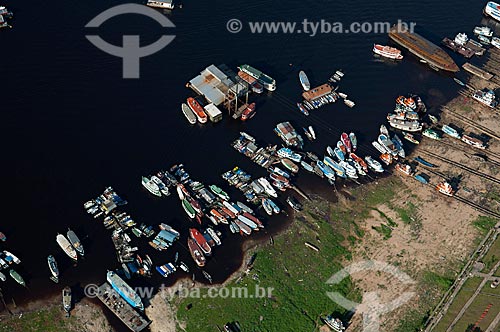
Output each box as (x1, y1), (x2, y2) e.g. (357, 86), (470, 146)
(414, 156), (438, 168)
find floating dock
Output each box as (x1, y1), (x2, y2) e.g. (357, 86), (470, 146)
(302, 83), (333, 101)
(97, 283), (151, 332)
(462, 63), (494, 80)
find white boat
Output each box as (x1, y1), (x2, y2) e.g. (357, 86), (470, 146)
(299, 71), (311, 91)
(3, 251), (20, 264)
(56, 234), (78, 261)
(339, 161), (358, 179)
(146, 0), (174, 9)
(373, 44), (403, 59)
(485, 2), (500, 22)
(472, 89), (498, 108)
(257, 178), (277, 198)
(206, 228), (221, 246)
(151, 175), (170, 196)
(365, 156), (384, 172)
(308, 126), (316, 140)
(0, 272), (5, 282)
(454, 33), (468, 45)
(473, 26), (493, 37)
(181, 103), (196, 124)
(176, 184), (185, 200)
(142, 176), (161, 197)
(492, 37), (500, 49)
(344, 99), (355, 108)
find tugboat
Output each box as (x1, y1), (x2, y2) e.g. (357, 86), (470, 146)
(48, 255), (60, 283)
(62, 286), (72, 317)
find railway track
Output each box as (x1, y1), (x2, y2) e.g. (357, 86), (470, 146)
(419, 149), (500, 186)
(429, 138), (500, 167)
(440, 106), (500, 141)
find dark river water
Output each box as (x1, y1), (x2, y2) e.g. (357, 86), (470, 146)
(0, 0), (498, 329)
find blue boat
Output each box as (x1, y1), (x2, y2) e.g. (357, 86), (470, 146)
(326, 146), (335, 158)
(414, 174), (429, 184)
(107, 271), (144, 310)
(316, 160), (336, 180)
(414, 156), (438, 168)
(324, 156), (347, 178)
(297, 103), (309, 116)
(334, 147), (345, 161)
(300, 160), (314, 173)
(156, 263), (176, 277)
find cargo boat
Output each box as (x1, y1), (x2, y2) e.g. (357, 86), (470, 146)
(237, 71), (263, 93)
(238, 64), (276, 91)
(187, 97), (207, 123)
(107, 271), (144, 311)
(57, 234), (78, 261)
(274, 122), (304, 148)
(389, 23), (459, 72)
(441, 38), (475, 58)
(97, 283), (151, 332)
(187, 238), (206, 267)
(388, 117), (422, 132)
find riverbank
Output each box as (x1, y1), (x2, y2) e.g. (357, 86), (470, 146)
(0, 296), (113, 332)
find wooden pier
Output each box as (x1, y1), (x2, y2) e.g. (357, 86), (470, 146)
(97, 283), (150, 332)
(462, 63), (494, 81)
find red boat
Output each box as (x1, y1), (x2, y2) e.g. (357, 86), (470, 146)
(349, 153), (368, 172)
(269, 172), (289, 185)
(340, 133), (352, 153)
(189, 228), (212, 256)
(210, 209), (227, 224)
(241, 103), (256, 121)
(187, 238), (206, 267)
(235, 220), (252, 236)
(220, 207), (236, 219)
(187, 97), (207, 123)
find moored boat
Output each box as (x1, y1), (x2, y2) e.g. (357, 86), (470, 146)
(334, 147), (345, 161)
(403, 132), (420, 144)
(365, 156), (384, 172)
(261, 198), (273, 216)
(340, 133), (352, 153)
(0, 232), (6, 242)
(308, 126), (316, 140)
(182, 199), (196, 219)
(187, 97), (207, 123)
(189, 228), (212, 256)
(209, 185), (230, 201)
(422, 128), (442, 140)
(142, 176), (161, 197)
(395, 163), (413, 176)
(67, 228), (84, 257)
(442, 125), (461, 139)
(286, 195), (303, 211)
(317, 160), (336, 180)
(107, 271), (144, 310)
(241, 103), (256, 121)
(280, 158), (299, 173)
(414, 156), (438, 167)
(0, 272), (5, 282)
(48, 255), (60, 283)
(187, 238), (206, 267)
(299, 70), (311, 91)
(324, 156), (346, 178)
(349, 132), (357, 151)
(62, 286), (72, 314)
(238, 64), (276, 91)
(181, 103), (197, 124)
(10, 269), (26, 287)
(57, 234), (78, 261)
(461, 135), (486, 149)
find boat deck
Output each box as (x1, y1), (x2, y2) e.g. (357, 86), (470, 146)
(97, 283), (151, 332)
(462, 63), (494, 80)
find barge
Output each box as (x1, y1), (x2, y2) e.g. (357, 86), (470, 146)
(97, 283), (151, 332)
(389, 23), (459, 72)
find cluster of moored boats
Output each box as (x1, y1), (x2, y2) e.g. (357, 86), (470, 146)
(0, 5), (13, 29)
(296, 70), (355, 116)
(0, 244), (25, 286)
